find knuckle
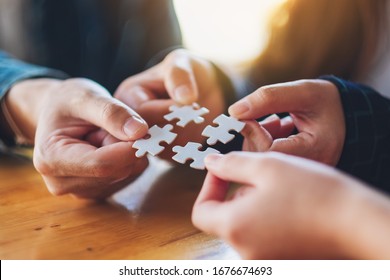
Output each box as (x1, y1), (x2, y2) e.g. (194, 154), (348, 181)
(67, 87), (96, 109)
(167, 63), (188, 78)
(33, 146), (54, 176)
(128, 85), (147, 99)
(256, 86), (278, 104)
(61, 78), (96, 95)
(295, 79), (313, 87)
(33, 156), (51, 176)
(101, 102), (126, 124)
(115, 77), (135, 96)
(165, 50), (194, 75)
(295, 79), (313, 89)
(33, 135), (73, 176)
(295, 79), (318, 100)
(90, 161), (114, 178)
(64, 80), (110, 108)
(165, 49), (187, 62)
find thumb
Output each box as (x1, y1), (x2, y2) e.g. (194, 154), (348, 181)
(228, 80), (317, 120)
(204, 152), (262, 185)
(68, 86), (148, 141)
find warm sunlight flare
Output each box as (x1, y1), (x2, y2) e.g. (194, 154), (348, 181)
(174, 0), (287, 66)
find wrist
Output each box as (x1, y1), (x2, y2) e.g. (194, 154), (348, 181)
(5, 78), (62, 144)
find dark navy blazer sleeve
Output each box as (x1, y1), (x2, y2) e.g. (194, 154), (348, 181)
(0, 51), (68, 100)
(321, 76), (390, 193)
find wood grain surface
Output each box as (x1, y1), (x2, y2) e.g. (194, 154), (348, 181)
(0, 153), (239, 260)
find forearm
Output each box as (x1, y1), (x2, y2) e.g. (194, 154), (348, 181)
(337, 179), (390, 259)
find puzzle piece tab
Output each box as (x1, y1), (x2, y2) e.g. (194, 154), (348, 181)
(202, 114), (245, 145)
(164, 103), (209, 127)
(133, 124), (177, 157)
(172, 142), (220, 170)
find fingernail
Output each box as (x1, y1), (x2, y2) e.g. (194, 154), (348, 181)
(229, 100), (250, 116)
(123, 115), (146, 138)
(204, 153), (223, 167)
(174, 85), (193, 104)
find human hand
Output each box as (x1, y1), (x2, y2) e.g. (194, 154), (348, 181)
(114, 49), (225, 158)
(6, 78), (149, 199)
(229, 79), (345, 166)
(192, 152), (373, 259)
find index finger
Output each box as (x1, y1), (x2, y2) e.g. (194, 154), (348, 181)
(163, 51), (199, 105)
(116, 53), (199, 106)
(34, 138), (142, 178)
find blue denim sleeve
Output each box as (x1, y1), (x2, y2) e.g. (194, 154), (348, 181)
(0, 51), (68, 100)
(320, 75), (390, 193)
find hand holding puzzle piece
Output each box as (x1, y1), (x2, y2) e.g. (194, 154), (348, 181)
(132, 103), (245, 170)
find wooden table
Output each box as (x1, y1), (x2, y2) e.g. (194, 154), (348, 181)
(0, 153), (239, 260)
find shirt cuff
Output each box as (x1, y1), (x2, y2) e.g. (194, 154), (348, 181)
(0, 51), (68, 99)
(0, 52), (69, 147)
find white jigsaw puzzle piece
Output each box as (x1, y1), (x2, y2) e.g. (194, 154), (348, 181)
(164, 103), (209, 127)
(133, 124), (177, 157)
(202, 114), (245, 145)
(172, 142), (220, 170)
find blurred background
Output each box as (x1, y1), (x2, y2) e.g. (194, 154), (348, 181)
(1, 0), (386, 94)
(174, 0), (286, 68)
